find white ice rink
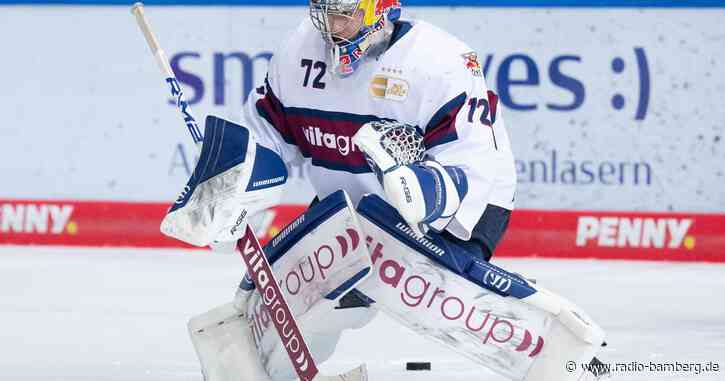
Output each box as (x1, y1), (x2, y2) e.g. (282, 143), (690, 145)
(1, 246), (723, 381)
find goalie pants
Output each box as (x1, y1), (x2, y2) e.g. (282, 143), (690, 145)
(447, 203), (511, 262)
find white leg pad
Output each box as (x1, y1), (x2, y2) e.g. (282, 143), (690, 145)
(255, 298), (378, 381)
(188, 301), (272, 381)
(523, 319), (600, 381)
(523, 293), (605, 381)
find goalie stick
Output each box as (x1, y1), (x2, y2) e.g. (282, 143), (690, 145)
(130, 3), (366, 380)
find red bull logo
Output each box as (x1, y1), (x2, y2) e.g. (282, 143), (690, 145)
(462, 51), (483, 77)
(375, 0), (401, 16)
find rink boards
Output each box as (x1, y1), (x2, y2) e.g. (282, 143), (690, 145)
(1, 199), (723, 262)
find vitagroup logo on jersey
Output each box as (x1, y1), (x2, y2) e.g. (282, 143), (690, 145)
(576, 216), (695, 250)
(301, 126), (360, 156)
(0, 203), (76, 235)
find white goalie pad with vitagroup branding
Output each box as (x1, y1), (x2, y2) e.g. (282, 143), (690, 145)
(354, 194), (605, 381)
(241, 190), (372, 377)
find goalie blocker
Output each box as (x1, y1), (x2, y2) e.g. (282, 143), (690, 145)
(161, 115), (288, 247)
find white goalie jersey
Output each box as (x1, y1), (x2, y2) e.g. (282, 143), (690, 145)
(241, 18), (517, 241)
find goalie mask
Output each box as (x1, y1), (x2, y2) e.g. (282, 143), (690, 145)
(309, 0), (401, 77)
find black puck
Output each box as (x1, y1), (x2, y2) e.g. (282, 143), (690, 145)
(406, 362), (431, 371)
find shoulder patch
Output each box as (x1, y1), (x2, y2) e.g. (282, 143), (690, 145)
(461, 51), (483, 77)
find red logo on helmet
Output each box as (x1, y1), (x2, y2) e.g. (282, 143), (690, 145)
(352, 47), (364, 59)
(375, 0), (401, 16)
(339, 55), (354, 74)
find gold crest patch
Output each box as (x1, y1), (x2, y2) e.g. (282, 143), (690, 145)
(369, 75), (409, 102)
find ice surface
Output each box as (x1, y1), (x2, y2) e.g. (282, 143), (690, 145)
(1, 246), (723, 381)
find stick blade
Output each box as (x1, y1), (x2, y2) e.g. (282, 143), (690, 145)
(313, 364), (367, 381)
